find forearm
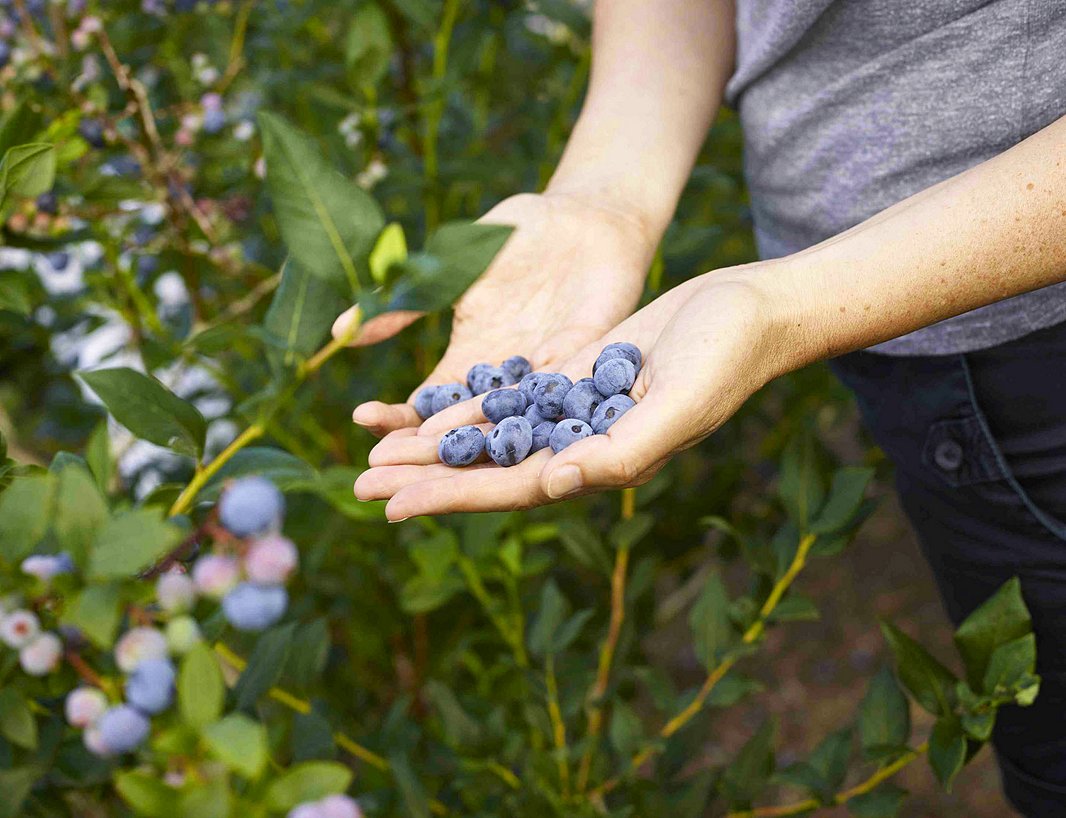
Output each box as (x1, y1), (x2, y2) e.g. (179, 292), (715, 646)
(547, 0), (735, 239)
(756, 115), (1066, 372)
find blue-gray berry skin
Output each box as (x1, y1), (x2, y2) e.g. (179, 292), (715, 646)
(593, 342), (642, 374)
(431, 382), (473, 414)
(531, 421), (556, 453)
(482, 388), (528, 423)
(414, 386), (439, 420)
(591, 394), (636, 434)
(523, 403), (554, 427)
(502, 355), (532, 381)
(533, 373), (573, 419)
(222, 583), (288, 632)
(549, 419), (594, 453)
(467, 364), (515, 395)
(124, 658), (176, 714)
(518, 372), (543, 403)
(485, 416), (533, 467)
(593, 358), (636, 397)
(219, 476), (284, 538)
(97, 706), (150, 754)
(561, 378), (603, 424)
(438, 425), (486, 467)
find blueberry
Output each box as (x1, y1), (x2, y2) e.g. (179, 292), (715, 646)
(414, 385), (439, 420)
(222, 583), (288, 632)
(48, 251), (70, 271)
(0, 43), (9, 70)
(523, 403), (553, 427)
(438, 425), (486, 467)
(124, 657), (176, 714)
(96, 705), (150, 755)
(593, 342), (642, 374)
(467, 364), (515, 395)
(533, 373), (573, 419)
(549, 419), (595, 453)
(561, 378), (603, 424)
(517, 372), (543, 403)
(136, 255), (159, 281)
(593, 358), (636, 397)
(591, 394), (635, 434)
(218, 476), (284, 537)
(501, 355), (532, 381)
(202, 108), (226, 134)
(485, 416), (533, 467)
(481, 388), (527, 423)
(430, 382), (472, 414)
(35, 191), (58, 215)
(531, 421), (555, 453)
(78, 118), (106, 148)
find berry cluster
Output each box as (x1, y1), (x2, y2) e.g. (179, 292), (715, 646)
(417, 343), (641, 468)
(0, 553), (72, 676)
(287, 794), (363, 818)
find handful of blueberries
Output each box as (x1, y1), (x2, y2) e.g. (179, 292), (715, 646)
(415, 342), (642, 468)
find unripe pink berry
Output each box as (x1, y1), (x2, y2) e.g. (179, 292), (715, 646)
(19, 632), (63, 676)
(0, 610), (41, 649)
(192, 554), (241, 599)
(244, 534), (299, 585)
(156, 570), (196, 613)
(319, 795), (363, 818)
(287, 805), (326, 818)
(65, 687), (109, 728)
(114, 627), (168, 673)
(83, 724), (111, 757)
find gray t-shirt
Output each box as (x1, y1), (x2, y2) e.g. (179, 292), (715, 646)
(726, 0), (1066, 355)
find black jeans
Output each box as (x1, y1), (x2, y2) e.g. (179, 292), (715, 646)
(830, 319), (1066, 818)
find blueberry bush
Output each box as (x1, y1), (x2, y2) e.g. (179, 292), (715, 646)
(0, 2), (1043, 816)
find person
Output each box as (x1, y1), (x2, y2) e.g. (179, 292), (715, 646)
(341, 2), (1066, 814)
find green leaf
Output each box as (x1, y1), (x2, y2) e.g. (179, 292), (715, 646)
(88, 508), (182, 579)
(264, 761), (353, 811)
(346, 3), (393, 86)
(723, 720), (776, 809)
(389, 753), (431, 818)
(859, 668), (910, 758)
(954, 577), (1032, 691)
(234, 623), (296, 710)
(54, 462), (108, 567)
(609, 699), (643, 759)
(609, 512), (654, 551)
(377, 221), (513, 316)
(982, 633), (1037, 698)
(960, 708), (996, 742)
(62, 583), (122, 648)
(200, 447), (316, 502)
(778, 431), (826, 532)
(258, 111), (383, 292)
(85, 421), (113, 494)
(690, 572), (732, 669)
(811, 467), (874, 534)
(0, 143), (56, 208)
(115, 770), (176, 817)
(928, 717), (966, 791)
(766, 595), (820, 623)
(203, 714), (268, 779)
(529, 579), (568, 657)
(0, 767), (42, 818)
(880, 621), (956, 716)
(400, 573), (465, 614)
(177, 778), (230, 818)
(0, 688), (37, 750)
(0, 275), (31, 316)
(555, 518), (611, 575)
(0, 100), (44, 156)
(263, 258), (346, 366)
(809, 728), (852, 792)
(283, 619), (332, 690)
(0, 472), (57, 562)
(424, 681), (481, 747)
(79, 368), (206, 457)
(178, 643), (225, 728)
(707, 674), (764, 707)
(847, 783), (907, 818)
(369, 222), (407, 284)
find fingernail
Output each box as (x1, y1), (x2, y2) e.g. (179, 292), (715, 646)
(351, 406), (373, 426)
(546, 465), (583, 499)
(387, 516), (410, 524)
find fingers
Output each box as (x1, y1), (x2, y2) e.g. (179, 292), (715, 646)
(351, 401), (423, 438)
(368, 423), (493, 466)
(356, 461), (492, 500)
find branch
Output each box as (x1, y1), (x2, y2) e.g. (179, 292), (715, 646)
(546, 655), (572, 798)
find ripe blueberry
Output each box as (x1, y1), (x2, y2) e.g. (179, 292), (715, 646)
(19, 632), (62, 676)
(549, 419), (594, 453)
(35, 191), (58, 215)
(561, 378), (603, 424)
(502, 355), (532, 381)
(517, 372), (542, 403)
(430, 382), (473, 414)
(485, 416), (533, 467)
(593, 342), (642, 374)
(222, 583), (288, 632)
(414, 385), (439, 420)
(591, 394), (636, 434)
(124, 657), (176, 714)
(21, 552), (73, 582)
(96, 705), (150, 755)
(531, 421), (555, 453)
(78, 118), (106, 148)
(482, 388), (528, 423)
(533, 373), (573, 419)
(467, 364), (515, 395)
(219, 476), (285, 537)
(593, 357), (636, 397)
(438, 425), (486, 467)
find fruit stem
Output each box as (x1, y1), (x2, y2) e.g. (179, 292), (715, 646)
(167, 424), (264, 517)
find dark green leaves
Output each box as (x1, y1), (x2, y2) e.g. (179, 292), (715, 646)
(778, 431), (825, 532)
(88, 508), (182, 579)
(258, 112), (383, 293)
(346, 3), (393, 86)
(690, 572), (732, 669)
(928, 717), (967, 791)
(0, 472), (57, 562)
(234, 623), (296, 710)
(722, 720), (776, 809)
(263, 259), (347, 366)
(555, 518), (612, 575)
(847, 783), (907, 817)
(178, 644), (225, 728)
(858, 668), (910, 758)
(953, 577), (1032, 691)
(203, 714), (269, 779)
(61, 584), (122, 648)
(528, 580), (591, 656)
(879, 621), (956, 716)
(79, 368), (206, 458)
(0, 688), (37, 750)
(0, 143), (56, 210)
(812, 467), (874, 534)
(264, 761), (353, 811)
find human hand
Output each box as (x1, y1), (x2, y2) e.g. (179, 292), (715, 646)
(354, 269), (789, 520)
(338, 191), (657, 437)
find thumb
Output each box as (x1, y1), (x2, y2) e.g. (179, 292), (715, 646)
(332, 305), (425, 347)
(538, 390), (688, 499)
